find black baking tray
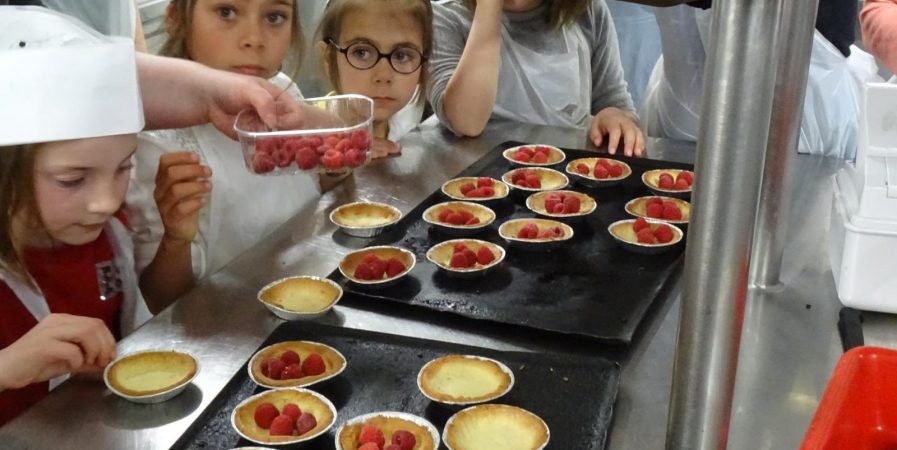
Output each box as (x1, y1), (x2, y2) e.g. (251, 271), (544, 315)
(170, 321), (620, 450)
(329, 141), (691, 343)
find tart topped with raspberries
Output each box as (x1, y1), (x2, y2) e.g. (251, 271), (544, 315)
(339, 246), (415, 286)
(337, 412), (439, 450)
(642, 169), (694, 195)
(232, 388), (336, 445)
(565, 157), (632, 186)
(625, 196), (690, 224)
(249, 340), (347, 388)
(502, 167), (569, 192)
(442, 177), (509, 201)
(502, 144), (565, 166)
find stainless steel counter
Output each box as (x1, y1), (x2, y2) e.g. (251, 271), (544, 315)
(1, 118), (857, 450)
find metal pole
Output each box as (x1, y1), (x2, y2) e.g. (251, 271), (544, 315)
(665, 0), (784, 448)
(748, 0), (820, 290)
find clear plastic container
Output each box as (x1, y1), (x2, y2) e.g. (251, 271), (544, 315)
(234, 94), (374, 175)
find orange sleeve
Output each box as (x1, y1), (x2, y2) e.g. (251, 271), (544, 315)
(860, 0), (897, 75)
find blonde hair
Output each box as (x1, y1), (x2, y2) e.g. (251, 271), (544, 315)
(160, 0), (305, 80)
(0, 145), (39, 285)
(316, 0), (433, 95)
(462, 0), (589, 28)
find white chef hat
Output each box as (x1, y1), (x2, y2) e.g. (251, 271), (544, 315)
(0, 6), (144, 147)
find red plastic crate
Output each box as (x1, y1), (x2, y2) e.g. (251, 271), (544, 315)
(800, 346), (897, 450)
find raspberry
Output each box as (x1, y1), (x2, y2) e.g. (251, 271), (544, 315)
(266, 359), (285, 380)
(385, 445), (402, 450)
(659, 172), (674, 182)
(515, 179), (529, 188)
(550, 226), (565, 238)
(369, 259), (387, 279)
(358, 444), (380, 450)
(261, 357), (279, 377)
(270, 414), (295, 436)
(594, 165), (609, 179)
(354, 263), (373, 280)
(476, 246), (495, 265)
(450, 252), (470, 268)
(360, 425), (386, 448)
(282, 403), (302, 421)
(518, 223), (538, 239)
(533, 152), (549, 164)
(510, 170), (527, 184)
(251, 152), (276, 174)
(676, 171), (694, 186)
(465, 217), (480, 225)
(662, 204), (683, 220)
(514, 151), (532, 163)
(253, 403), (279, 429)
(386, 257), (406, 277)
(307, 136), (324, 148)
(563, 195), (581, 213)
(576, 163), (590, 175)
(280, 350), (300, 366)
(480, 187), (495, 197)
(324, 135), (341, 148)
(295, 412), (317, 436)
(646, 203), (664, 219)
(465, 188), (482, 198)
(302, 353), (326, 376)
(552, 203), (567, 214)
(647, 197), (664, 207)
(673, 178), (690, 190)
(637, 228), (655, 244)
(463, 249), (477, 266)
(351, 129), (372, 149)
(608, 164), (623, 178)
(537, 229), (554, 239)
(362, 253), (380, 264)
(315, 144), (331, 156)
(256, 138), (278, 155)
(445, 212), (464, 226)
(281, 363), (303, 380)
(477, 177), (493, 188)
(296, 147), (318, 170)
(525, 174), (541, 189)
(658, 174), (675, 189)
(457, 210), (474, 223)
(438, 208), (454, 223)
(322, 150), (344, 169)
(392, 429), (417, 450)
(596, 159), (612, 169)
(633, 217), (650, 233)
(454, 243), (470, 253)
(459, 182), (476, 196)
(345, 149), (366, 167)
(655, 224), (674, 243)
(534, 146), (551, 156)
(335, 138), (351, 153)
(274, 147), (293, 168)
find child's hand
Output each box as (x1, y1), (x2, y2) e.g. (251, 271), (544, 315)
(590, 107), (645, 157)
(0, 314), (116, 391)
(370, 137), (402, 159)
(153, 152), (212, 244)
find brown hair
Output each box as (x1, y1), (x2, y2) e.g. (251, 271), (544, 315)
(0, 145), (39, 285)
(316, 0), (433, 96)
(160, 0), (305, 80)
(462, 0), (589, 28)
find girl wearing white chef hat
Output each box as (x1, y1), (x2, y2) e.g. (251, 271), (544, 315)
(0, 6), (156, 425)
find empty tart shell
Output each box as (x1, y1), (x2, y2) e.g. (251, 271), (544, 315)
(257, 276), (342, 319)
(232, 388), (336, 445)
(249, 340), (347, 388)
(330, 201), (402, 237)
(443, 404), (549, 450)
(105, 350), (197, 397)
(418, 355), (514, 405)
(336, 412), (439, 450)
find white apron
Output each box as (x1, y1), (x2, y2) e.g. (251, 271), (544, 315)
(0, 217), (151, 390)
(493, 20), (593, 129)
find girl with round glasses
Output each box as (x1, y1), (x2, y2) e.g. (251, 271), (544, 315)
(317, 0), (434, 158)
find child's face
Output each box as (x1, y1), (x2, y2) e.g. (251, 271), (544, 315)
(186, 0), (293, 78)
(331, 8), (424, 124)
(31, 135), (137, 246)
(503, 0), (543, 11)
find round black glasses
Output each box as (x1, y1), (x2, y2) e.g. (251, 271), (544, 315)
(328, 39), (426, 74)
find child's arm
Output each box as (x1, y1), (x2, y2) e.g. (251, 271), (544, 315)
(138, 152), (211, 313)
(861, 0), (897, 75)
(430, 1), (504, 136)
(0, 314), (115, 392)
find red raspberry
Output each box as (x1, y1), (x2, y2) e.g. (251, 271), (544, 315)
(544, 194), (562, 212)
(359, 425), (386, 448)
(345, 149), (366, 167)
(255, 138), (278, 155)
(251, 152), (276, 174)
(673, 178), (690, 190)
(273, 147), (293, 168)
(525, 174), (541, 189)
(296, 147), (318, 170)
(307, 136), (324, 148)
(261, 357), (279, 377)
(534, 146), (551, 156)
(457, 210), (474, 223)
(362, 253), (380, 264)
(465, 188), (482, 198)
(633, 217), (650, 233)
(335, 138), (351, 153)
(459, 182), (476, 196)
(269, 414), (295, 436)
(477, 177), (493, 187)
(281, 363), (302, 380)
(302, 353), (326, 376)
(655, 224), (674, 243)
(550, 226), (565, 238)
(465, 216), (480, 225)
(480, 187), (495, 197)
(533, 152), (549, 164)
(392, 429), (417, 450)
(552, 203), (567, 214)
(647, 197), (664, 207)
(351, 129), (371, 149)
(253, 402), (279, 429)
(637, 228), (656, 244)
(463, 249), (477, 266)
(608, 164), (624, 178)
(662, 204), (683, 220)
(563, 195), (581, 213)
(354, 263), (373, 281)
(576, 163), (590, 175)
(282, 403), (302, 421)
(476, 246), (495, 265)
(322, 150), (344, 170)
(445, 212), (465, 226)
(315, 144), (331, 156)
(676, 171), (694, 186)
(537, 229), (554, 239)
(369, 259), (387, 279)
(386, 257), (406, 277)
(266, 359), (285, 380)
(358, 444), (380, 450)
(450, 252), (469, 268)
(515, 179), (529, 188)
(517, 223), (538, 239)
(295, 412), (317, 436)
(514, 151), (532, 163)
(646, 203), (664, 219)
(596, 159), (612, 169)
(453, 243), (470, 253)
(280, 350), (300, 366)
(385, 445), (402, 450)
(324, 135), (341, 148)
(594, 165), (609, 179)
(510, 170), (526, 184)
(658, 173), (675, 189)
(438, 208), (454, 223)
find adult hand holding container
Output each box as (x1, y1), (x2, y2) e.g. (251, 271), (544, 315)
(235, 94), (374, 175)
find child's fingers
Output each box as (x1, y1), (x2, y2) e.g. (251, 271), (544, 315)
(158, 151), (199, 169)
(157, 180), (211, 211)
(172, 197), (206, 218)
(45, 340), (86, 374)
(155, 164), (211, 196)
(49, 318), (111, 367)
(607, 126), (623, 155)
(589, 119), (604, 148)
(634, 130), (646, 158)
(622, 125), (637, 157)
